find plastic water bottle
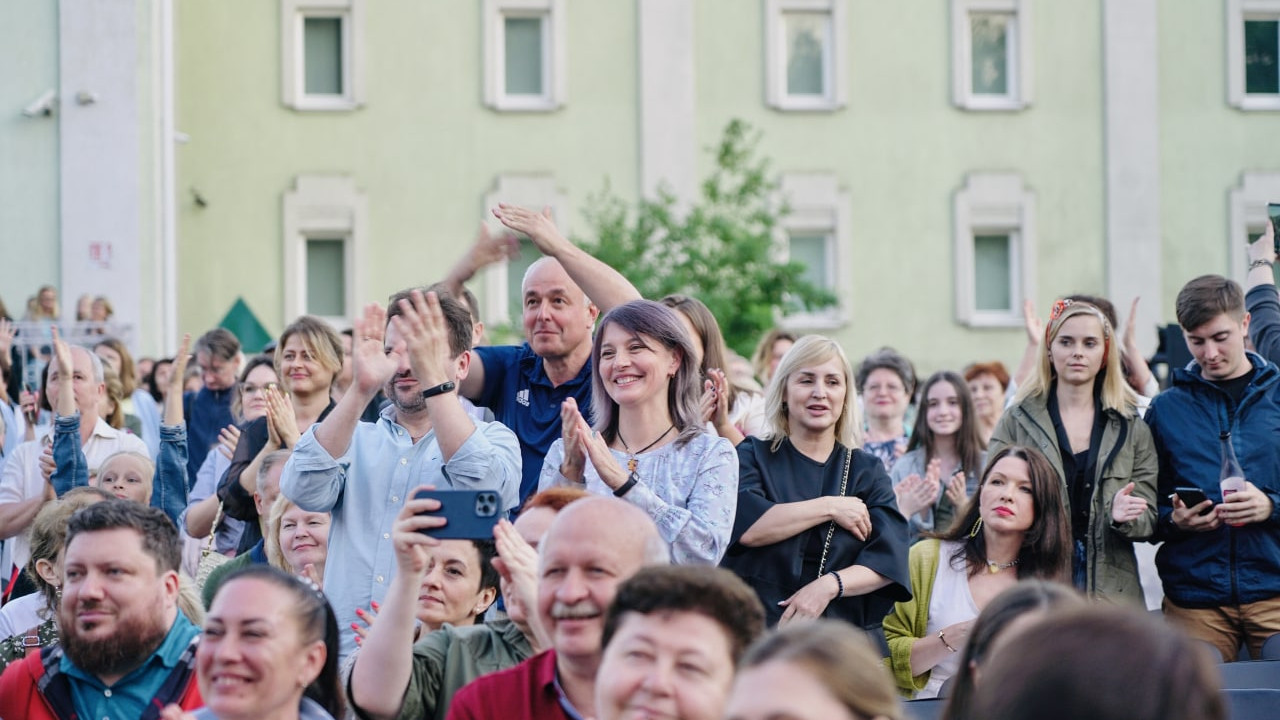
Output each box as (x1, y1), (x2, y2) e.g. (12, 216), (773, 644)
(1219, 432), (1246, 527)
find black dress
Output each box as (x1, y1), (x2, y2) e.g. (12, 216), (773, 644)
(721, 436), (912, 653)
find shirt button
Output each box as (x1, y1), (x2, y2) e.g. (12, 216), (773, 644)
(391, 496), (400, 503)
(376, 575), (384, 583)
(397, 429), (403, 436)
(400, 458), (408, 465)
(104, 689), (112, 697)
(383, 533), (390, 539)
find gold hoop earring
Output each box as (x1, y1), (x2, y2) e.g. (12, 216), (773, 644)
(969, 517), (983, 538)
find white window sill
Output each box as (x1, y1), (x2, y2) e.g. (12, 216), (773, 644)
(781, 311), (846, 331)
(769, 96), (844, 112)
(1232, 94), (1280, 111)
(292, 95), (360, 112)
(956, 95), (1028, 112)
(961, 312), (1023, 329)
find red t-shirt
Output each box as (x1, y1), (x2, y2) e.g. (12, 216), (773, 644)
(446, 649), (585, 720)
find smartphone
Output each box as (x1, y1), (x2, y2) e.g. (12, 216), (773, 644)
(1270, 203), (1280, 256)
(22, 383), (37, 426)
(1173, 487), (1212, 516)
(412, 489), (502, 540)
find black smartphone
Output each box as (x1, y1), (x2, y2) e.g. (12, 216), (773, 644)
(1174, 487), (1212, 515)
(1270, 203), (1280, 256)
(412, 488), (502, 540)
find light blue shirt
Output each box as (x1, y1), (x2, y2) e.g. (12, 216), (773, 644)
(539, 431), (739, 565)
(63, 611), (199, 720)
(282, 404), (521, 662)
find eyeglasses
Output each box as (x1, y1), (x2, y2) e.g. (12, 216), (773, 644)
(239, 382), (278, 396)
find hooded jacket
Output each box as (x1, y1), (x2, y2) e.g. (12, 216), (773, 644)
(1147, 352), (1280, 608)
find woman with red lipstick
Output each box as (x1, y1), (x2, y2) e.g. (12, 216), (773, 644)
(989, 299), (1157, 603)
(540, 300), (739, 566)
(890, 371), (987, 541)
(884, 445), (1072, 698)
(722, 335), (911, 649)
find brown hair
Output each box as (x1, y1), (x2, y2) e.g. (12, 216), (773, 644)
(907, 371), (986, 476)
(193, 327), (242, 363)
(386, 288), (474, 359)
(739, 620), (903, 720)
(94, 337), (137, 395)
(751, 328), (798, 384)
(521, 486), (590, 514)
(932, 445), (1072, 582)
(969, 605), (1224, 720)
(962, 361), (1010, 390)
(602, 565), (766, 665)
(661, 294), (740, 410)
(1175, 274), (1245, 330)
(102, 366), (126, 429)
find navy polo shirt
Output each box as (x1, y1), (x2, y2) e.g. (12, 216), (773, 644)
(473, 343), (593, 507)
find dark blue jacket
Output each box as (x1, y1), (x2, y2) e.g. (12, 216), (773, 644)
(1147, 352), (1280, 607)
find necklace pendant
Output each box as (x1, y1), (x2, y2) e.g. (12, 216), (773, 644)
(988, 562), (999, 574)
(627, 458), (638, 473)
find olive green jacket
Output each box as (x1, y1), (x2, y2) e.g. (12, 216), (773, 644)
(882, 539), (942, 696)
(989, 394), (1157, 604)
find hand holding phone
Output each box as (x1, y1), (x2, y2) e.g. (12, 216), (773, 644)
(1173, 486), (1212, 516)
(412, 488), (502, 540)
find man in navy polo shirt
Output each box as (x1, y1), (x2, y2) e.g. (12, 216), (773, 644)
(453, 206), (639, 505)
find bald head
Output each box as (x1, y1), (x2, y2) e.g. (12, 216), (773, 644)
(521, 258), (598, 361)
(537, 497), (669, 665)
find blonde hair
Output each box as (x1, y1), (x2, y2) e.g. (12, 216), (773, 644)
(265, 494), (296, 572)
(1016, 300), (1137, 417)
(763, 335), (858, 451)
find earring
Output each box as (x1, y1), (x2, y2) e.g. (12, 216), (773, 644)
(969, 517), (983, 538)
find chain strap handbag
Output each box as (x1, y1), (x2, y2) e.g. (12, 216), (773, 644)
(816, 447), (854, 578)
(195, 501), (232, 589)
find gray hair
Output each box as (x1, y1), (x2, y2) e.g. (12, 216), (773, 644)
(853, 346), (917, 398)
(256, 449), (293, 494)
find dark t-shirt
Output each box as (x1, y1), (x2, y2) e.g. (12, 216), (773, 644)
(472, 344), (593, 507)
(1211, 367), (1257, 423)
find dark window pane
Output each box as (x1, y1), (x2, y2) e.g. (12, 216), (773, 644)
(505, 16), (544, 96)
(307, 238), (345, 317)
(1245, 19), (1279, 94)
(974, 234), (1012, 312)
(971, 13), (1010, 95)
(304, 17), (344, 96)
(786, 13), (827, 96)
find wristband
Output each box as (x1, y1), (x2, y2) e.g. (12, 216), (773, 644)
(827, 570), (844, 598)
(1250, 258), (1274, 271)
(420, 380), (456, 399)
(613, 474), (639, 497)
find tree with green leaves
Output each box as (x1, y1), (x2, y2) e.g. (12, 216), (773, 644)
(577, 119), (836, 356)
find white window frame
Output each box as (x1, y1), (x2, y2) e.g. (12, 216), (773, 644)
(951, 0), (1032, 111)
(1228, 0), (1280, 110)
(481, 175), (568, 327)
(281, 0), (365, 111)
(764, 0), (848, 112)
(1229, 172), (1280, 284)
(953, 172), (1036, 327)
(484, 0), (567, 112)
(777, 173), (850, 329)
(283, 176), (367, 327)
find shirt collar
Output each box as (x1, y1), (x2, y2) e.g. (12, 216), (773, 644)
(89, 417), (122, 440)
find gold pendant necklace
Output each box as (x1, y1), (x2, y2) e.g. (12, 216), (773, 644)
(619, 425), (674, 477)
(985, 558), (1019, 574)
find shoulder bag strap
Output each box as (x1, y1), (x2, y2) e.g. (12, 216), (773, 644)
(817, 447), (854, 577)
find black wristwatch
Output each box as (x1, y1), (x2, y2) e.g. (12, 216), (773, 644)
(420, 381), (456, 399)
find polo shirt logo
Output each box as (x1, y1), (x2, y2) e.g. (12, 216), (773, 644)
(516, 389), (530, 407)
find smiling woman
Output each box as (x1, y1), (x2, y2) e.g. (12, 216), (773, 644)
(720, 335), (911, 650)
(538, 300), (739, 565)
(190, 565), (343, 720)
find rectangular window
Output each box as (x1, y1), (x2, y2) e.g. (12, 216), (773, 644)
(306, 238), (346, 318)
(765, 0), (847, 111)
(970, 13), (1011, 96)
(786, 231), (834, 313)
(303, 16), (344, 96)
(784, 12), (831, 97)
(505, 238), (538, 323)
(951, 0), (1030, 110)
(485, 0), (564, 111)
(1245, 18), (1280, 94)
(973, 233), (1013, 312)
(504, 15), (546, 96)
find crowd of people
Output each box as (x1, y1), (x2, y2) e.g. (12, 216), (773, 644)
(1, 207), (1278, 720)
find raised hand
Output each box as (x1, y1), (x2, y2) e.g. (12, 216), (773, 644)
(164, 334), (192, 426)
(895, 473), (938, 520)
(352, 601), (378, 646)
(217, 424), (241, 460)
(263, 386), (299, 449)
(1023, 299), (1043, 345)
(492, 204), (568, 256)
(944, 471), (970, 510)
(558, 398), (589, 482)
(1110, 482), (1148, 524)
(49, 326), (76, 417)
(492, 518), (549, 648)
(466, 223), (521, 272)
(392, 488), (445, 577)
(389, 290), (453, 392)
(0, 318), (14, 362)
(351, 302), (397, 397)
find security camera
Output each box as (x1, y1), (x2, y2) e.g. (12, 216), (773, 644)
(22, 90), (56, 117)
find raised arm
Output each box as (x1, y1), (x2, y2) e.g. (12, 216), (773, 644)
(392, 290), (476, 461)
(492, 204), (641, 315)
(49, 328), (88, 495)
(349, 491), (445, 720)
(441, 223), (521, 296)
(314, 303), (396, 459)
(153, 335), (192, 523)
(1246, 221), (1280, 366)
(1011, 299), (1043, 388)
